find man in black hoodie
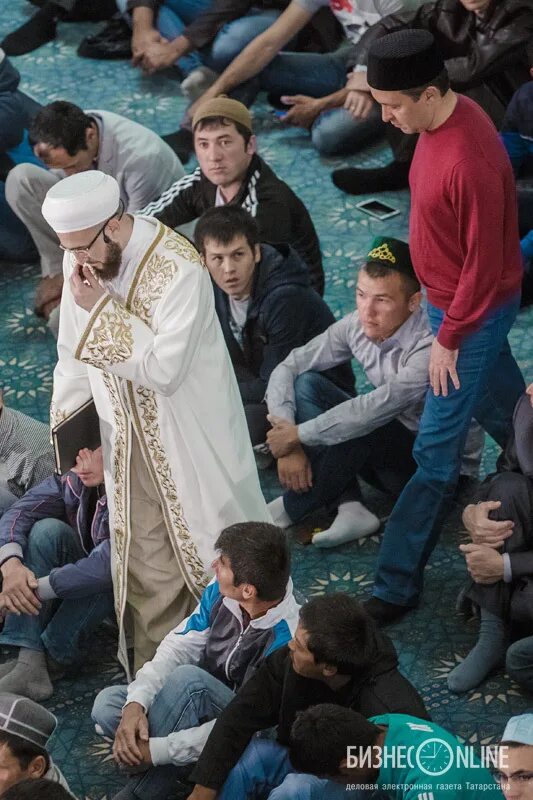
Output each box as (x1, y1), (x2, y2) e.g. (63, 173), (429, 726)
(141, 96), (325, 295)
(186, 593), (428, 800)
(195, 206), (353, 449)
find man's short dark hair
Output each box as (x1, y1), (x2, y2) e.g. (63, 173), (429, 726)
(298, 594), (377, 674)
(0, 732), (50, 773)
(193, 115), (252, 146)
(29, 101), (94, 155)
(195, 206), (259, 254)
(400, 68), (450, 101)
(1, 778), (72, 799)
(363, 262), (420, 298)
(214, 522), (290, 601)
(289, 705), (381, 776)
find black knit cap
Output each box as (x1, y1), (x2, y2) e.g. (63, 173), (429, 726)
(367, 29), (445, 92)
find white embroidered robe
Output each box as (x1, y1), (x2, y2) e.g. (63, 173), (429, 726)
(51, 218), (271, 672)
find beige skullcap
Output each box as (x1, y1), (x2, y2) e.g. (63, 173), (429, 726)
(192, 96), (252, 133)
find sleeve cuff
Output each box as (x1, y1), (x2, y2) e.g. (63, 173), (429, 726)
(436, 327), (462, 351)
(297, 421), (320, 447)
(0, 543), (24, 568)
(503, 553), (512, 583)
(149, 737), (171, 766)
(37, 575), (58, 601)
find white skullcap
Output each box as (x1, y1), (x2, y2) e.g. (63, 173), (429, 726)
(42, 170), (121, 234)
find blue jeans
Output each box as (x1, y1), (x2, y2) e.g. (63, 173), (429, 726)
(0, 181), (37, 263)
(283, 372), (416, 523)
(92, 664), (235, 800)
(506, 636), (533, 692)
(0, 487), (17, 518)
(218, 738), (383, 799)
(0, 519), (114, 664)
(207, 9), (283, 73)
(230, 47), (349, 108)
(374, 297), (525, 607)
(311, 105), (385, 157)
(117, 0), (212, 74)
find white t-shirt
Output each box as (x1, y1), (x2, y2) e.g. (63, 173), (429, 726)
(228, 296), (250, 348)
(296, 0), (426, 46)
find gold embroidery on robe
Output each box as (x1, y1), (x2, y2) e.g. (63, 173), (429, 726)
(76, 298), (134, 367)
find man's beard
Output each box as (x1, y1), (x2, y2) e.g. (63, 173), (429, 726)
(91, 241), (123, 281)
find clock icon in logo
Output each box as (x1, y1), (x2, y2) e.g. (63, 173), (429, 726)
(416, 738), (454, 776)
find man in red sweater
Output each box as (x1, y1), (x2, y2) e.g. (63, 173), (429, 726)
(362, 29), (525, 625)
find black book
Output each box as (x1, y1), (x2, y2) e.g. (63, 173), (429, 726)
(52, 398), (101, 475)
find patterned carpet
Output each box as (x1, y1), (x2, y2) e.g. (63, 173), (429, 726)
(1, 3), (533, 797)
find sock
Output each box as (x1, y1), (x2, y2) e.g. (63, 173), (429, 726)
(267, 496), (293, 529)
(447, 610), (508, 693)
(312, 501), (380, 548)
(1, 4), (59, 56)
(331, 161), (410, 196)
(0, 648), (53, 701)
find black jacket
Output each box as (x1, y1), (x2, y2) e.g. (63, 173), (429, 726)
(353, 0), (533, 103)
(190, 632), (429, 790)
(214, 243), (354, 404)
(142, 154), (325, 295)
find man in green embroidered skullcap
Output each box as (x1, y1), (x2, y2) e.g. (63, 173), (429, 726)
(264, 235), (482, 548)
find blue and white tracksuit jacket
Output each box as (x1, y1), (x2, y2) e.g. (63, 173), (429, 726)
(124, 577), (300, 766)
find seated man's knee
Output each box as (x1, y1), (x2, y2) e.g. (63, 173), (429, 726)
(5, 163), (46, 204)
(294, 371), (324, 404)
(92, 685), (128, 736)
(506, 637), (533, 679)
(486, 471), (531, 518)
(311, 115), (344, 156)
(27, 519), (70, 558)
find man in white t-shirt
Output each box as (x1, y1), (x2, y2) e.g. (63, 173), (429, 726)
(181, 0), (426, 172)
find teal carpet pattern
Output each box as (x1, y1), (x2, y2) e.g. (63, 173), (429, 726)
(1, 3), (533, 796)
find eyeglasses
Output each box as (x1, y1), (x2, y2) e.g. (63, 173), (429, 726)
(59, 201), (124, 257)
(494, 771), (533, 785)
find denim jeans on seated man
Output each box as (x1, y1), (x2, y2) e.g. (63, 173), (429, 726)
(0, 518), (114, 664)
(374, 297), (525, 609)
(92, 664), (235, 800)
(116, 0), (281, 76)
(282, 371), (416, 524)
(217, 737), (387, 800)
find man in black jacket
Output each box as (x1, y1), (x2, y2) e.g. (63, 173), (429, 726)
(141, 97), (325, 295)
(331, 0), (533, 195)
(186, 593), (428, 800)
(195, 206), (353, 448)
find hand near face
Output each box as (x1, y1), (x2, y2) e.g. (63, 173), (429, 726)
(72, 447), (104, 487)
(70, 264), (106, 312)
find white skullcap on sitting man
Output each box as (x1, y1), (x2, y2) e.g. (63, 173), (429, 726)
(42, 170), (120, 234)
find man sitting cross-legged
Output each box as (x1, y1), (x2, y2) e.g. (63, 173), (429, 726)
(0, 448), (113, 702)
(266, 236), (482, 548)
(186, 593), (428, 800)
(194, 206), (354, 450)
(286, 704), (502, 799)
(91, 521), (298, 800)
(141, 97), (325, 295)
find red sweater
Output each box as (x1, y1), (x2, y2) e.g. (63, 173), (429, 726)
(409, 95), (522, 350)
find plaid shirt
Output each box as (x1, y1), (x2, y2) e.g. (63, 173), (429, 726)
(0, 407), (55, 498)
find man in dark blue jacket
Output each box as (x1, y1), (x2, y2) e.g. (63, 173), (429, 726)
(194, 206), (354, 452)
(0, 447), (113, 702)
(0, 48), (41, 264)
